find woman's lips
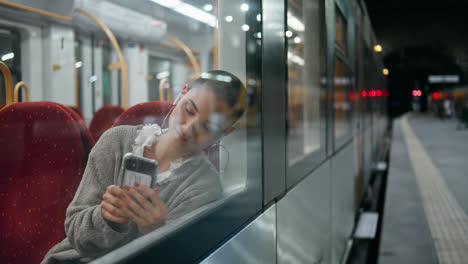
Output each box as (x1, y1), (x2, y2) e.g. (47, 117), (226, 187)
(175, 129), (188, 142)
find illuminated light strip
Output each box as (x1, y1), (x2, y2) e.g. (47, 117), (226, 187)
(1, 52), (14, 61)
(150, 0), (217, 27)
(287, 51), (304, 66)
(287, 12), (304, 32)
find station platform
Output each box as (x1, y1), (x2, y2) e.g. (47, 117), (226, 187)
(379, 114), (468, 264)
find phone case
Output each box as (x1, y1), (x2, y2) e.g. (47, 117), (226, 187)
(121, 153), (158, 188)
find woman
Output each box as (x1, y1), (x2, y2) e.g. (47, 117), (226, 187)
(42, 70), (247, 263)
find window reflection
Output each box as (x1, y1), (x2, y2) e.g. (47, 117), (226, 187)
(287, 0), (323, 166)
(0, 1), (262, 263)
(335, 7), (347, 54)
(334, 57), (351, 139)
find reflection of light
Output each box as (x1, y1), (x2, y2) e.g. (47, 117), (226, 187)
(225, 15), (233, 22)
(242, 24), (250, 31)
(412, 90), (422, 97)
(376, 90), (383, 97)
(294, 37), (301, 43)
(374, 44), (382, 53)
(361, 91), (367, 97)
(255, 32), (262, 38)
(241, 3), (249, 12)
(287, 51), (304, 66)
(150, 0), (216, 27)
(384, 90), (389, 97)
(287, 12), (304, 31)
(369, 90), (376, 97)
(1, 52), (14, 61)
(156, 71), (170, 79)
(203, 4), (213, 11)
(382, 68), (389, 75)
(89, 75), (98, 83)
(285, 30), (293, 38)
(75, 61), (83, 68)
(150, 0), (180, 8)
(256, 14), (261, 21)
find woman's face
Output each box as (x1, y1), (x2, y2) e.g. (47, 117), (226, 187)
(167, 85), (235, 153)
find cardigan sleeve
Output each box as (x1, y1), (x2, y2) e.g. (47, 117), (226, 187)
(64, 126), (137, 258)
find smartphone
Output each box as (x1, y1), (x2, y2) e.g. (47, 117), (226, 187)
(121, 153), (158, 188)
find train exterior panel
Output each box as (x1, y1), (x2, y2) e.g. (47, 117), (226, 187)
(0, 0), (389, 263)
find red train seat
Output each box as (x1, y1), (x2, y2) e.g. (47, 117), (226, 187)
(113, 101), (173, 127)
(61, 105), (95, 159)
(68, 106), (84, 120)
(89, 105), (124, 141)
(0, 102), (86, 264)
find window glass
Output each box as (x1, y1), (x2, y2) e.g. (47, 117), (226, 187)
(0, 0), (262, 263)
(334, 56), (352, 140)
(287, 0), (324, 166)
(335, 7), (347, 53)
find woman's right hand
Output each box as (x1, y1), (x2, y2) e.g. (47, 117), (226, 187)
(101, 185), (130, 224)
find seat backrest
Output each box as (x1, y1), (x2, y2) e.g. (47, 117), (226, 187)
(89, 105), (124, 141)
(113, 101), (173, 127)
(0, 102), (86, 264)
(61, 105), (95, 159)
(68, 105), (84, 120)
(112, 101), (219, 170)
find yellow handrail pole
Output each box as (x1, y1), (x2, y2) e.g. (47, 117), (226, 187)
(0, 0), (72, 21)
(74, 8), (129, 109)
(159, 78), (169, 101)
(0, 61), (13, 105)
(163, 34), (201, 79)
(13, 81), (30, 102)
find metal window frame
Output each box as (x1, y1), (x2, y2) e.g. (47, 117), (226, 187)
(285, 0), (329, 188)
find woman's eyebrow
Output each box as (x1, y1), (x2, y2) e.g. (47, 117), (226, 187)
(188, 99), (199, 113)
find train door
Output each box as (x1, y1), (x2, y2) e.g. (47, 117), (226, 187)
(147, 56), (172, 101)
(0, 27), (21, 104)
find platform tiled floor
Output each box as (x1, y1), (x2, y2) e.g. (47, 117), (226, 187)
(379, 114), (468, 264)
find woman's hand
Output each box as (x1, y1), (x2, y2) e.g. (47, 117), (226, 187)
(101, 185), (130, 224)
(121, 183), (167, 233)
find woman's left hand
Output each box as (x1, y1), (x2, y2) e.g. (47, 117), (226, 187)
(120, 183), (168, 234)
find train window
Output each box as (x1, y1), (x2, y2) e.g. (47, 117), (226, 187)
(0, 0), (262, 263)
(286, 0), (326, 173)
(334, 56), (352, 141)
(335, 7), (347, 54)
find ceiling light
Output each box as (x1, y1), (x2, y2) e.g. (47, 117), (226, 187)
(294, 37), (301, 43)
(150, 0), (181, 8)
(75, 61), (83, 68)
(374, 44), (382, 53)
(382, 68), (389, 75)
(225, 15), (233, 22)
(1, 52), (14, 61)
(203, 4), (213, 11)
(242, 24), (250, 31)
(287, 12), (304, 32)
(241, 3), (249, 12)
(285, 30), (293, 38)
(150, 0), (216, 27)
(257, 14), (261, 21)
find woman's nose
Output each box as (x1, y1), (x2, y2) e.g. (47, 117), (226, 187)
(180, 119), (197, 136)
